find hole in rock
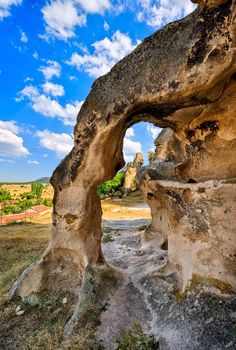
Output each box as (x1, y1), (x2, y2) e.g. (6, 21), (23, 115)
(99, 122), (167, 268)
(187, 178), (197, 183)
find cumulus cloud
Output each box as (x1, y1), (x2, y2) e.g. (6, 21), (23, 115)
(17, 85), (83, 126)
(124, 138), (142, 155)
(67, 30), (139, 78)
(147, 125), (162, 139)
(41, 0), (86, 41)
(36, 130), (73, 158)
(0, 120), (29, 157)
(0, 0), (22, 21)
(28, 160), (39, 165)
(39, 60), (61, 81)
(123, 127), (142, 163)
(76, 0), (111, 14)
(41, 0), (112, 40)
(137, 0), (196, 27)
(125, 127), (135, 138)
(20, 30), (28, 43)
(42, 81), (65, 96)
(124, 154), (134, 163)
(103, 21), (109, 31)
(24, 77), (33, 83)
(33, 51), (39, 60)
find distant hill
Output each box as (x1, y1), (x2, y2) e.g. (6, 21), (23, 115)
(34, 177), (50, 183)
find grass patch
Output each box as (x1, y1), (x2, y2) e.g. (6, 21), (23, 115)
(116, 324), (159, 350)
(137, 224), (148, 231)
(102, 226), (113, 234)
(0, 222), (50, 294)
(102, 233), (114, 243)
(102, 227), (116, 243)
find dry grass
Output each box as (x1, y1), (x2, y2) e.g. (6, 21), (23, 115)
(0, 222), (88, 350)
(1, 183), (54, 200)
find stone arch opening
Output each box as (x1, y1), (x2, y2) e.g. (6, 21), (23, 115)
(99, 120), (164, 259)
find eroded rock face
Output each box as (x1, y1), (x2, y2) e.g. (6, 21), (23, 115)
(13, 0), (236, 298)
(123, 152), (144, 196)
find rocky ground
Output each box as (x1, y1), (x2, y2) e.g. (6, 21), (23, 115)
(97, 219), (236, 350)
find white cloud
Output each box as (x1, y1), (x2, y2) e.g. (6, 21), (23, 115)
(137, 0), (196, 27)
(124, 154), (134, 163)
(0, 0), (22, 21)
(24, 77), (33, 83)
(33, 51), (39, 60)
(0, 158), (14, 163)
(67, 30), (139, 78)
(42, 81), (65, 96)
(69, 75), (77, 81)
(76, 0), (111, 14)
(0, 120), (29, 157)
(36, 130), (73, 158)
(20, 31), (28, 43)
(124, 137), (142, 155)
(28, 160), (39, 165)
(147, 125), (162, 140)
(103, 21), (109, 31)
(125, 127), (135, 138)
(123, 126), (142, 163)
(17, 85), (83, 126)
(41, 0), (86, 41)
(39, 60), (61, 81)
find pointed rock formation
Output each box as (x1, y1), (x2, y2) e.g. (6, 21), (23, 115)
(123, 152), (144, 196)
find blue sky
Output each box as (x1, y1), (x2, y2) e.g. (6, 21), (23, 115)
(0, 0), (196, 182)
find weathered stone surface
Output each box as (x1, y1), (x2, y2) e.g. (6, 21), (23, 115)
(12, 0), (236, 300)
(123, 152), (144, 196)
(141, 177), (236, 290)
(192, 0), (229, 8)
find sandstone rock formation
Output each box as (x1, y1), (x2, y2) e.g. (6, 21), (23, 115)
(11, 0), (236, 303)
(123, 152), (144, 196)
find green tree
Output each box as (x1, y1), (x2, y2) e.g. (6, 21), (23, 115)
(97, 173), (124, 197)
(31, 182), (44, 199)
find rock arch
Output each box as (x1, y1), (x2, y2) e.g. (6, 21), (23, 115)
(12, 0), (236, 298)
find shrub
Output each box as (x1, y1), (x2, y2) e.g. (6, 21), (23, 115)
(42, 198), (53, 207)
(16, 199), (33, 211)
(20, 192), (35, 200)
(0, 187), (11, 203)
(97, 173), (124, 198)
(2, 205), (15, 215)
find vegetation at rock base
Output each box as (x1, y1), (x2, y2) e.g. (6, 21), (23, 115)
(116, 324), (159, 350)
(97, 173), (125, 198)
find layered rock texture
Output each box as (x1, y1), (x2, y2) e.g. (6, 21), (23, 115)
(123, 152), (144, 196)
(12, 0), (236, 329)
